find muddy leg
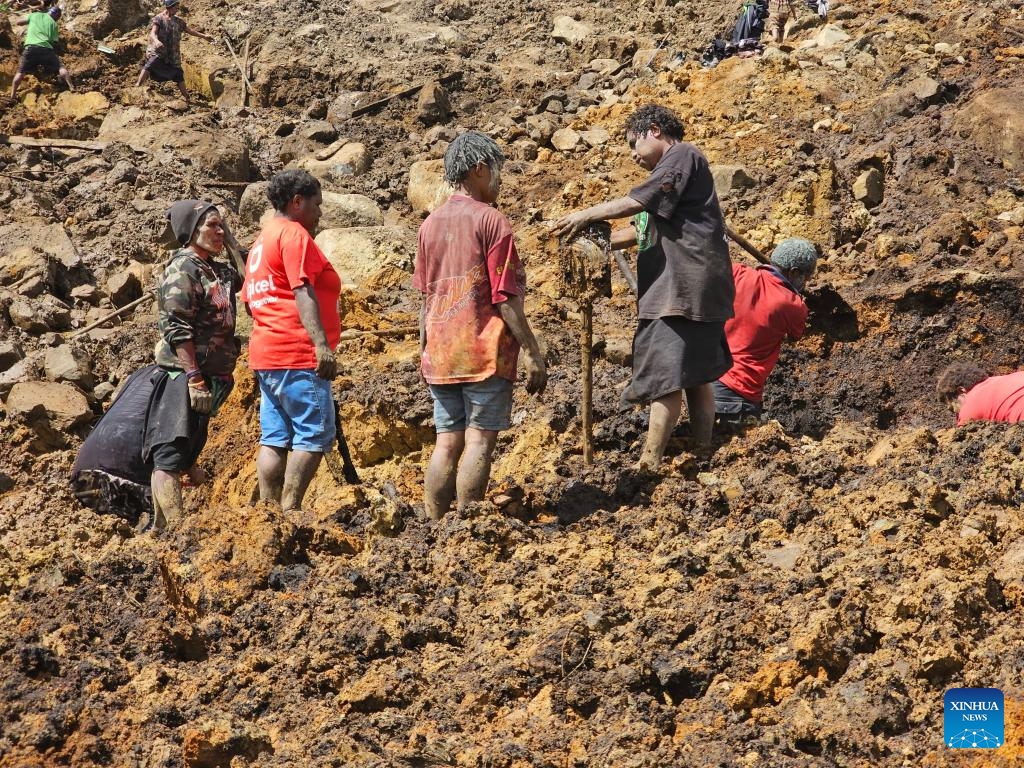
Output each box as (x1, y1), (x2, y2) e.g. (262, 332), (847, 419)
(281, 450), (323, 512)
(639, 390), (683, 470)
(256, 445), (287, 504)
(151, 469), (183, 530)
(177, 81), (189, 105)
(455, 428), (498, 511)
(425, 431), (465, 521)
(136, 68), (150, 87)
(684, 383), (716, 448)
(10, 72), (24, 99)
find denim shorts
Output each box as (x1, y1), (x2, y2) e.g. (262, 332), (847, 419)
(428, 375), (513, 433)
(256, 369), (336, 452)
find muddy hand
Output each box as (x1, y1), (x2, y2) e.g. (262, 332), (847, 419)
(188, 379), (212, 414)
(552, 211), (591, 240)
(524, 351), (547, 396)
(316, 345), (338, 380)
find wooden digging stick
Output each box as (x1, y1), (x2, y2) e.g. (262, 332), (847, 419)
(338, 327), (418, 341)
(67, 292), (155, 340)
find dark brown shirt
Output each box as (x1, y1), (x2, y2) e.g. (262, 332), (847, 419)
(628, 142), (735, 322)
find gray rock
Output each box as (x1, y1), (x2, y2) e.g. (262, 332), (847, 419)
(93, 381), (116, 402)
(853, 168), (884, 207)
(70, 284), (100, 305)
(0, 360), (31, 398)
(0, 339), (23, 372)
(9, 296), (71, 334)
(107, 271), (142, 308)
(44, 345), (94, 388)
(301, 120), (339, 144)
(712, 165), (755, 198)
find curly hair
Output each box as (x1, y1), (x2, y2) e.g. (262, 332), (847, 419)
(624, 104), (685, 141)
(266, 169), (321, 212)
(936, 362), (987, 402)
(443, 131), (505, 185)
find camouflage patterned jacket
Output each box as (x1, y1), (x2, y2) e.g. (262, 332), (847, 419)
(154, 248), (242, 377)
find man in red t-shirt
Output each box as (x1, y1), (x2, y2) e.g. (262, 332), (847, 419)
(414, 131), (547, 521)
(937, 363), (1024, 425)
(714, 237), (817, 424)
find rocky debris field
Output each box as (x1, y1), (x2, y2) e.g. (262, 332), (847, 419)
(2, 0), (1024, 763)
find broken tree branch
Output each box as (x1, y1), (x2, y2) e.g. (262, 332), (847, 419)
(338, 326), (418, 341)
(223, 36), (255, 103)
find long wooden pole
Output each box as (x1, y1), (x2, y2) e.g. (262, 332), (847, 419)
(67, 292), (154, 340)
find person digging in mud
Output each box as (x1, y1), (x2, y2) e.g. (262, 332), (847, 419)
(714, 237), (818, 426)
(936, 363), (1024, 425)
(244, 169), (342, 516)
(415, 131), (547, 521)
(135, 0), (213, 107)
(554, 104), (734, 471)
(70, 201), (241, 531)
(9, 6), (74, 100)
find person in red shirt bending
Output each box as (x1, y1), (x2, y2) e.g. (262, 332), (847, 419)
(414, 131), (547, 521)
(936, 363), (1024, 425)
(714, 237), (818, 424)
(244, 169), (341, 514)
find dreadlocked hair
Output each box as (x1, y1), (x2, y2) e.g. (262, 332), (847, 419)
(443, 131), (505, 185)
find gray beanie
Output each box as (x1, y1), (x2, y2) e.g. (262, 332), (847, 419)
(770, 238), (818, 273)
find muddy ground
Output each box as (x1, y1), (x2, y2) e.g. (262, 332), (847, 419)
(2, 0), (1024, 764)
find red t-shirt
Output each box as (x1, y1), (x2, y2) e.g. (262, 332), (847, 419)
(413, 195), (525, 384)
(957, 372), (1024, 425)
(244, 217), (342, 370)
(719, 263), (808, 403)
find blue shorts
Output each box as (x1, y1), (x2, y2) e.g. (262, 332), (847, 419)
(256, 369), (336, 452)
(428, 375), (513, 433)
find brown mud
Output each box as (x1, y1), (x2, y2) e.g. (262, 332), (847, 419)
(2, 0), (1024, 764)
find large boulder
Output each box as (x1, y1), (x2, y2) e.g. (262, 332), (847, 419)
(9, 295), (71, 334)
(239, 182), (271, 226)
(98, 108), (251, 182)
(320, 192), (384, 229)
(5, 381), (92, 431)
(314, 226), (414, 289)
(953, 88), (1024, 170)
(296, 143), (372, 186)
(0, 220), (79, 269)
(407, 159), (452, 214)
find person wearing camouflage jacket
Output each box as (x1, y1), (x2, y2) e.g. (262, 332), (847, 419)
(71, 200), (242, 533)
(155, 246), (241, 380)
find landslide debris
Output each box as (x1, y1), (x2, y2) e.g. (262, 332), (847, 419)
(2, 0), (1024, 764)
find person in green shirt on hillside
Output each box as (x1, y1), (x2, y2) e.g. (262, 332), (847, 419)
(9, 6), (74, 99)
